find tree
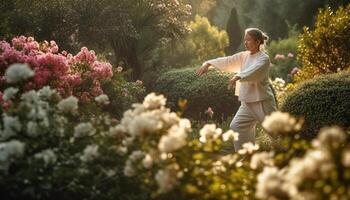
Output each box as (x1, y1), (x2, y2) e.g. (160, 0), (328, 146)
(66, 0), (192, 80)
(224, 7), (242, 55)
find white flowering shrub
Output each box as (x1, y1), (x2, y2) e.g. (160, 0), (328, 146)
(113, 93), (270, 199)
(256, 126), (350, 200)
(0, 85), (146, 200)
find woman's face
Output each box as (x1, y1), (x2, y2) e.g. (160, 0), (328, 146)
(244, 33), (260, 52)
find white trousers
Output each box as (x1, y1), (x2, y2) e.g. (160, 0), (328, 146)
(230, 100), (276, 151)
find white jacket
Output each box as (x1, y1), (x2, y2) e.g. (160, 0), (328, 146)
(203, 51), (275, 102)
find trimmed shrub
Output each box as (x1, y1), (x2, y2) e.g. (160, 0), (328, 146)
(154, 67), (240, 121)
(281, 71), (350, 138)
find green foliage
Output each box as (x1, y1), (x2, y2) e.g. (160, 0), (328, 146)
(281, 72), (350, 139)
(143, 15), (228, 89)
(102, 69), (146, 119)
(296, 4), (350, 82)
(267, 34), (299, 82)
(155, 15), (228, 68)
(154, 67), (240, 121)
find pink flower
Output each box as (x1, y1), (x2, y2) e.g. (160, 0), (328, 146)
(287, 53), (294, 58)
(205, 107), (214, 118)
(34, 68), (51, 87)
(62, 73), (82, 86)
(274, 54), (286, 60)
(92, 61), (113, 79)
(1, 36), (116, 103)
(290, 67), (300, 76)
(74, 47), (97, 65)
(37, 53), (69, 77)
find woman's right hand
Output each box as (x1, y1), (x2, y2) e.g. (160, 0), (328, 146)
(196, 64), (209, 76)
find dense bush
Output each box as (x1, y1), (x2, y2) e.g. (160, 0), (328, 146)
(154, 67), (240, 121)
(281, 71), (350, 138)
(143, 15), (228, 90)
(0, 36), (145, 118)
(267, 34), (299, 83)
(151, 15), (228, 68)
(0, 65), (147, 200)
(295, 4), (350, 83)
(101, 68), (146, 119)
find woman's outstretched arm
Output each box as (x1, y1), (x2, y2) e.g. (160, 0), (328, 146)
(202, 51), (245, 73)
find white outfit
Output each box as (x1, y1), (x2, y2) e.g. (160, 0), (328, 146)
(203, 51), (276, 151)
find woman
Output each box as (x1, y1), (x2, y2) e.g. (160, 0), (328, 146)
(196, 28), (276, 151)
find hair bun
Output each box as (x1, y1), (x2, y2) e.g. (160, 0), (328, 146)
(263, 35), (268, 40)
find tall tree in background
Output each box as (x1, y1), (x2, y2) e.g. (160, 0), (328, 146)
(224, 7), (242, 55)
(63, 0), (192, 80)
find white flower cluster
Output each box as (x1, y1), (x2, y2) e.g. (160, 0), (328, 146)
(199, 124), (222, 143)
(3, 87), (19, 101)
(74, 122), (96, 138)
(117, 93), (192, 193)
(222, 130), (239, 142)
(116, 92), (191, 146)
(143, 92), (166, 110)
(256, 167), (289, 200)
(19, 87), (58, 137)
(5, 63), (34, 83)
(80, 144), (99, 163)
(311, 126), (346, 149)
(34, 149), (57, 166)
(0, 140), (25, 172)
(256, 126), (349, 200)
(94, 94), (110, 105)
(57, 96), (78, 113)
(238, 142), (259, 155)
(155, 165), (182, 194)
(158, 119), (190, 153)
(0, 114), (22, 140)
(262, 111), (302, 136)
(124, 150), (146, 177)
(250, 152), (274, 170)
(38, 86), (56, 99)
(271, 77), (286, 91)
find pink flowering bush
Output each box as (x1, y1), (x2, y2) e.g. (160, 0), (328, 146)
(0, 36), (112, 103)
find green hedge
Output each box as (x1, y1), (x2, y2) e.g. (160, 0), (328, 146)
(154, 67), (240, 121)
(281, 71), (350, 138)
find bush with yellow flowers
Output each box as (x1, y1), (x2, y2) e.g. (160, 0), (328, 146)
(295, 4), (350, 83)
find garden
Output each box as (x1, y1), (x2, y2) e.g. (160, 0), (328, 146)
(1, 1), (350, 199)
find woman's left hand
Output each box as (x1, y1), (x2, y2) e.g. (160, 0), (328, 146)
(228, 76), (240, 89)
